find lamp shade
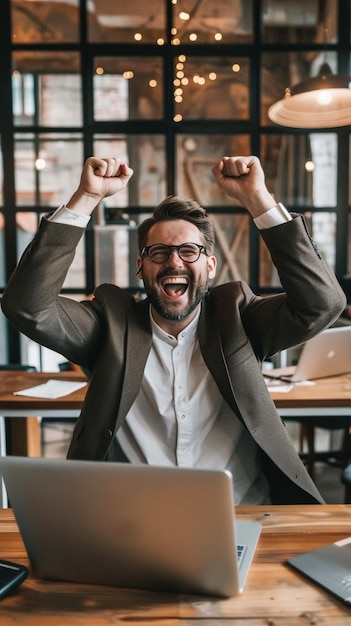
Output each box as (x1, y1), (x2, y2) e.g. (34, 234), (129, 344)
(268, 63), (351, 128)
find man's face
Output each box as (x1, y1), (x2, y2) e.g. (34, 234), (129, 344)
(137, 219), (216, 331)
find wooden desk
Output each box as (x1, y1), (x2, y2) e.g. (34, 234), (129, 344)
(0, 371), (87, 461)
(2, 371), (351, 417)
(0, 505), (350, 624)
(270, 372), (351, 417)
(1, 370), (351, 457)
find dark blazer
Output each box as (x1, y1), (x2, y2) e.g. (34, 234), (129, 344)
(1, 214), (346, 504)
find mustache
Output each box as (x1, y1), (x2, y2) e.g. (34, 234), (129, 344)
(156, 268), (191, 281)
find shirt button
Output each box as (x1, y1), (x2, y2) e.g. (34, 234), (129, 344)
(104, 429), (113, 439)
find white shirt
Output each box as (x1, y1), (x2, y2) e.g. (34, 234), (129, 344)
(49, 202), (291, 504)
(117, 308), (271, 504)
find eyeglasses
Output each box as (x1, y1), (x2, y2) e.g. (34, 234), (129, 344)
(141, 242), (207, 264)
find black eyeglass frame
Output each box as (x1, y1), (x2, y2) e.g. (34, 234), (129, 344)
(141, 242), (207, 264)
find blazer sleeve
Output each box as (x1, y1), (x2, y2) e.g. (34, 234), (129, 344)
(1, 217), (102, 368)
(241, 214), (346, 358)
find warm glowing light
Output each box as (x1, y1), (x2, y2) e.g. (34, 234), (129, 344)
(181, 77), (189, 85)
(305, 160), (315, 172)
(209, 72), (217, 81)
(316, 90), (332, 105)
(176, 63), (184, 70)
(35, 158), (46, 171)
(232, 63), (241, 73)
(179, 11), (190, 20)
(189, 33), (197, 41)
(193, 75), (205, 85)
(95, 66), (104, 75)
(178, 55), (186, 62)
(214, 33), (222, 41)
(134, 32), (142, 41)
(176, 71), (184, 79)
(174, 88), (183, 96)
(172, 38), (181, 45)
(123, 71), (134, 79)
(174, 95), (183, 103)
(157, 38), (165, 45)
(149, 80), (157, 88)
(174, 114), (183, 122)
(173, 78), (181, 86)
(171, 28), (177, 35)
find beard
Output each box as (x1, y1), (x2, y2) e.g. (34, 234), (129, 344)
(146, 281), (208, 321)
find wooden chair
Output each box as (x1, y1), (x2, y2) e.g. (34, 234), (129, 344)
(298, 419), (351, 477)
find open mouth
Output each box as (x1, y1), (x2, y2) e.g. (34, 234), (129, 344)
(160, 276), (189, 297)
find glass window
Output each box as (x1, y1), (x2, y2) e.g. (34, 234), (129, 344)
(11, 0), (80, 43)
(261, 0), (337, 44)
(172, 0), (253, 44)
(88, 0), (166, 44)
(14, 134), (83, 207)
(94, 57), (163, 120)
(209, 213), (250, 284)
(174, 57), (249, 120)
(12, 52), (82, 127)
(94, 134), (166, 209)
(176, 134), (251, 203)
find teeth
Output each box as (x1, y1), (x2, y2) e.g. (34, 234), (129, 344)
(162, 277), (188, 285)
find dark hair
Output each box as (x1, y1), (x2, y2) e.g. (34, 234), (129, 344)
(137, 196), (215, 254)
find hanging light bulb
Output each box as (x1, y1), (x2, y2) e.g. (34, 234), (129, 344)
(268, 63), (351, 129)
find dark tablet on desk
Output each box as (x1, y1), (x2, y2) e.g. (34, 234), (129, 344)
(287, 537), (351, 607)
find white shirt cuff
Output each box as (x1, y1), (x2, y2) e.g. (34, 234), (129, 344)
(253, 203), (292, 229)
(48, 205), (91, 228)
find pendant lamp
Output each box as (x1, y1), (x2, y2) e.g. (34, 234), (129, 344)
(268, 63), (351, 128)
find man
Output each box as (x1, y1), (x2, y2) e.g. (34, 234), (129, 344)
(1, 155), (346, 504)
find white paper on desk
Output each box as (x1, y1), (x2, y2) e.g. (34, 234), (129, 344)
(264, 379), (293, 393)
(14, 379), (87, 399)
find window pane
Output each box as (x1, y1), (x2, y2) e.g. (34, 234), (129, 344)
(261, 133), (337, 208)
(94, 134), (166, 209)
(14, 134), (83, 207)
(176, 134), (251, 203)
(209, 213), (250, 284)
(11, 0), (80, 43)
(172, 0), (253, 44)
(94, 57), (163, 120)
(88, 0), (166, 43)
(174, 57), (249, 120)
(94, 223), (138, 289)
(12, 52), (82, 127)
(261, 0), (337, 44)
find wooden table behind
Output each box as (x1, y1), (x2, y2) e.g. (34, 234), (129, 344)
(0, 371), (88, 457)
(0, 505), (350, 625)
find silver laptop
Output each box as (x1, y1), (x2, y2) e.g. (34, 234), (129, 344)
(0, 457), (261, 598)
(265, 326), (351, 382)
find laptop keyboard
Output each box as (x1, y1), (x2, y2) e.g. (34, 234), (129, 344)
(236, 544), (247, 567)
